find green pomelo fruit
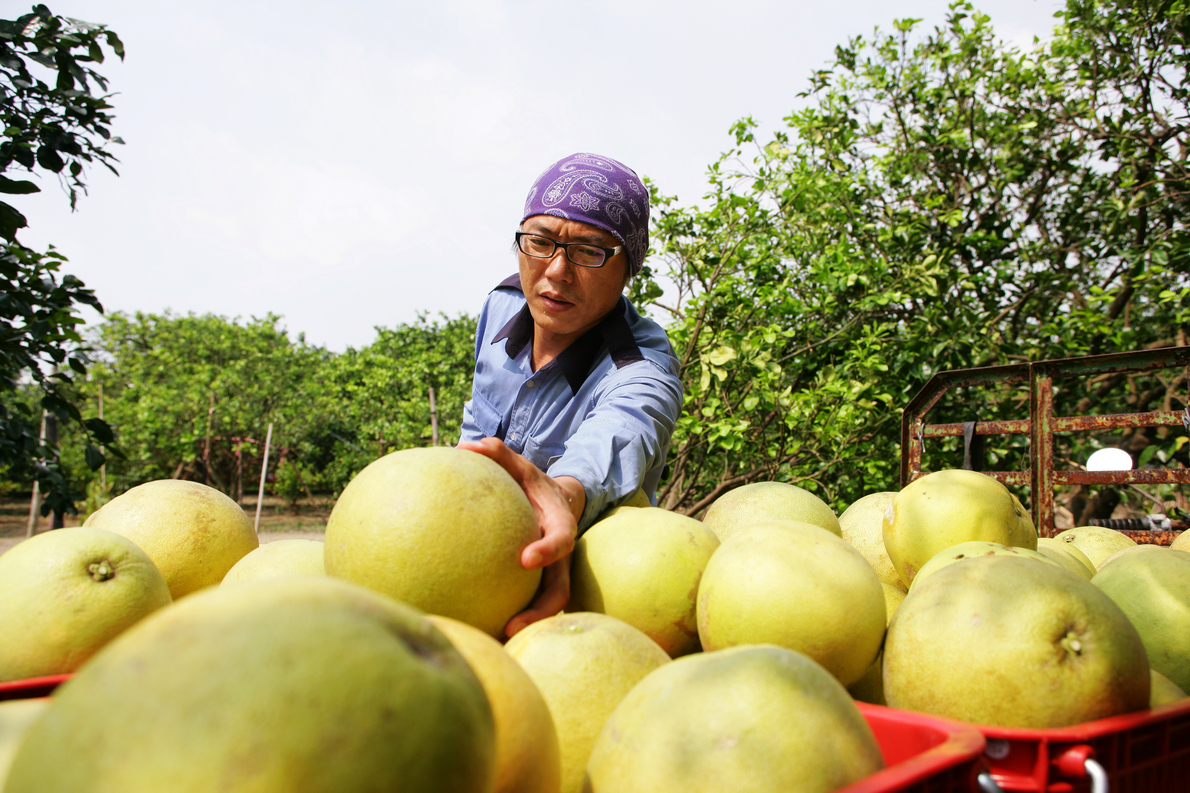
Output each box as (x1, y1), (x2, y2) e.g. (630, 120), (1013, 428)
(910, 541), (1063, 591)
(504, 612), (669, 793)
(84, 480), (258, 599)
(839, 492), (903, 591)
(847, 583), (906, 706)
(569, 507), (720, 657)
(1092, 548), (1190, 691)
(701, 482), (840, 542)
(428, 616), (560, 793)
(1052, 526), (1136, 571)
(222, 539), (325, 584)
(1171, 530), (1190, 553)
(883, 469), (1037, 588)
(4, 578), (495, 793)
(1150, 669), (1187, 707)
(0, 528), (171, 681)
(1036, 538), (1095, 580)
(1098, 543), (1163, 570)
(884, 556), (1150, 728)
(0, 699), (48, 786)
(325, 447), (540, 638)
(697, 520), (885, 687)
(586, 645), (884, 793)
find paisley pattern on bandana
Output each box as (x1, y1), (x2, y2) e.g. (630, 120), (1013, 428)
(521, 153), (650, 275)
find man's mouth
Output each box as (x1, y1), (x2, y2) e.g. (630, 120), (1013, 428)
(537, 292), (574, 311)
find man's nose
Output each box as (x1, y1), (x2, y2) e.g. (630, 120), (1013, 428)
(543, 246), (573, 280)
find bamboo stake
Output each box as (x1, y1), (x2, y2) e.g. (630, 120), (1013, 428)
(25, 411), (47, 538)
(429, 387), (439, 447)
(254, 422), (273, 534)
(203, 393), (215, 486)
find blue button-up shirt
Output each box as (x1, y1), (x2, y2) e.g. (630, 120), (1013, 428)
(460, 274), (683, 531)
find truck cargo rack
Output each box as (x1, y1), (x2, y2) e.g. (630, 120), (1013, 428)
(900, 347), (1190, 539)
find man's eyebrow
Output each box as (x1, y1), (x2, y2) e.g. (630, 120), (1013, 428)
(524, 221), (615, 245)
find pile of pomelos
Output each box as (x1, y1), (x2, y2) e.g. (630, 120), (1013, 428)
(0, 450), (1187, 793)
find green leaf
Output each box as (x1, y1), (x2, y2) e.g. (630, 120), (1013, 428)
(0, 177), (40, 195)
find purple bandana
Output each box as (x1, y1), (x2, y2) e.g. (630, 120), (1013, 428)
(521, 153), (650, 276)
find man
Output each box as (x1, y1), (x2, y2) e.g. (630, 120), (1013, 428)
(459, 153), (683, 637)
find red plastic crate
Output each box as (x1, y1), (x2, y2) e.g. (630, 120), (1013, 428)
(0, 674), (71, 701)
(838, 702), (988, 793)
(975, 698), (1190, 793)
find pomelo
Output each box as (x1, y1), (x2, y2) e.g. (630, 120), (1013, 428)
(909, 541), (1062, 591)
(427, 616), (560, 793)
(700, 482), (840, 542)
(0, 528), (171, 681)
(1036, 537), (1095, 579)
(1151, 669), (1187, 707)
(696, 520), (885, 687)
(222, 539), (325, 584)
(1092, 548), (1190, 691)
(568, 507), (720, 657)
(883, 469), (1037, 588)
(1171, 530), (1189, 552)
(1052, 526), (1136, 570)
(884, 556), (1149, 727)
(838, 492), (903, 591)
(847, 583), (906, 705)
(84, 480), (257, 599)
(4, 578), (495, 793)
(586, 645), (884, 793)
(325, 447), (540, 638)
(0, 699), (48, 785)
(1097, 542), (1162, 570)
(504, 612), (669, 793)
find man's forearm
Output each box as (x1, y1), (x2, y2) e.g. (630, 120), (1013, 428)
(553, 476), (586, 527)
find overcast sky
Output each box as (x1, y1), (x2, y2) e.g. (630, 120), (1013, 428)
(16, 0), (1063, 351)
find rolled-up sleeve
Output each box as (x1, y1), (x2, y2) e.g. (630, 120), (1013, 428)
(545, 361), (683, 530)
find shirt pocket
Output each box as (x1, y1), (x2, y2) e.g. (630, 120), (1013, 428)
(470, 393), (504, 439)
(523, 435), (567, 473)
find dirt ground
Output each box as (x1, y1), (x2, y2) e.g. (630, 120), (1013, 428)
(0, 494), (328, 557)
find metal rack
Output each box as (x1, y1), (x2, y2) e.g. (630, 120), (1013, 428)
(900, 347), (1190, 539)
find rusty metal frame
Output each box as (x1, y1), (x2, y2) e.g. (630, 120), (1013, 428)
(900, 346), (1190, 537)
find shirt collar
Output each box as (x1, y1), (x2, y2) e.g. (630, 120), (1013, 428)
(490, 274), (644, 393)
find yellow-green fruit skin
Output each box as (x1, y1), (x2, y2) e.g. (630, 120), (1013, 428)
(505, 612), (669, 793)
(883, 469), (1037, 588)
(586, 645), (884, 793)
(4, 578), (495, 793)
(1036, 538), (1095, 580)
(910, 541), (1063, 591)
(1150, 669), (1187, 707)
(84, 480), (258, 599)
(1171, 531), (1190, 552)
(701, 482), (840, 542)
(1052, 527), (1136, 570)
(0, 699), (48, 785)
(569, 507), (720, 657)
(1092, 548), (1190, 692)
(428, 616), (561, 793)
(884, 556), (1150, 728)
(839, 492), (904, 591)
(222, 539), (326, 584)
(0, 528), (171, 681)
(696, 520), (885, 687)
(325, 447), (540, 638)
(847, 584), (905, 706)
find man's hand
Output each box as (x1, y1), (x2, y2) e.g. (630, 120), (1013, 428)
(458, 437), (586, 638)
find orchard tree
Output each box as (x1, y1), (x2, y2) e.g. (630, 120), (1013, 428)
(639, 0), (1190, 515)
(0, 5), (123, 515)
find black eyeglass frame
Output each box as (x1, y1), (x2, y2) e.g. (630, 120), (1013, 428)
(514, 231), (624, 269)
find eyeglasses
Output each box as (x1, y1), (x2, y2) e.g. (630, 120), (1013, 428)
(514, 231), (623, 269)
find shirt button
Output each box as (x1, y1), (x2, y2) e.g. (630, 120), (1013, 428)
(508, 433), (517, 441)
(526, 380), (535, 388)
